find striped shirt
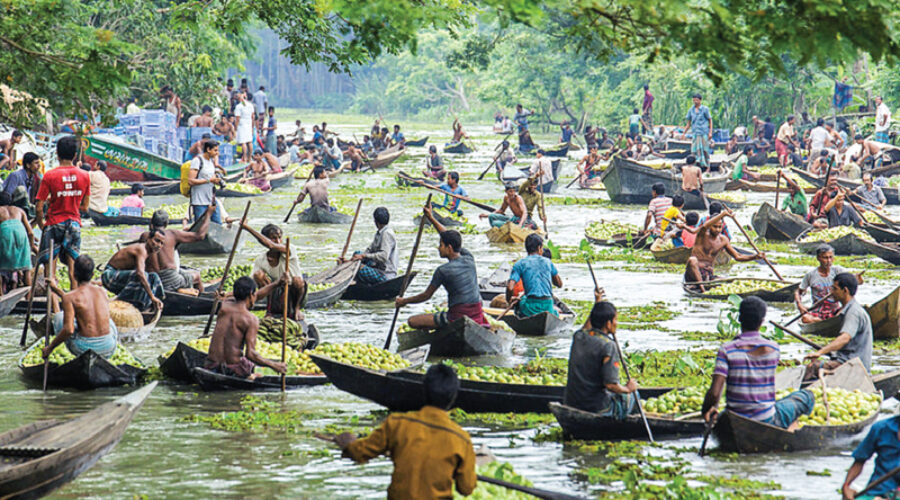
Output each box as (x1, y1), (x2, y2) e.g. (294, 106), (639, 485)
(647, 196), (672, 234)
(714, 330), (779, 422)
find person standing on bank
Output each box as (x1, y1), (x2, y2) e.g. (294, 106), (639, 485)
(682, 94), (713, 170)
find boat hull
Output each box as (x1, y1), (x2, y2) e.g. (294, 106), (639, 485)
(397, 317), (515, 357)
(297, 206), (353, 224)
(343, 273), (417, 302)
(751, 202), (812, 241)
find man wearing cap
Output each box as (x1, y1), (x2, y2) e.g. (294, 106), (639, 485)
(682, 93), (713, 170)
(480, 183), (534, 229)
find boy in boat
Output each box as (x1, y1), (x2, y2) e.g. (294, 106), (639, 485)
(396, 205), (489, 328)
(795, 245), (865, 324)
(779, 172), (809, 217)
(0, 192), (37, 292)
(206, 276), (287, 379)
(518, 177), (547, 230)
(424, 145), (446, 180)
(685, 207), (763, 290)
(702, 297), (814, 430)
(480, 183), (533, 229)
(563, 292), (642, 418)
(242, 222), (307, 321)
(641, 183), (672, 236)
(102, 230), (166, 312)
(335, 364), (477, 499)
(507, 234), (561, 318)
(659, 194), (685, 233)
(42, 255), (119, 359)
(803, 273), (873, 379)
(434, 171), (468, 215)
(841, 413), (900, 500)
(342, 207), (398, 285)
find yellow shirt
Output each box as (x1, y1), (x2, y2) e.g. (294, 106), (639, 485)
(345, 406), (477, 500)
(660, 206), (682, 232)
(776, 122), (794, 143)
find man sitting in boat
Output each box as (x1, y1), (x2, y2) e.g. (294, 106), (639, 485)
(630, 136), (655, 161)
(808, 176), (840, 225)
(391, 124), (405, 148)
(480, 183), (534, 230)
(243, 152), (273, 192)
(336, 364), (477, 499)
(342, 207), (398, 285)
(323, 138), (344, 170)
(242, 222), (307, 321)
(142, 206), (212, 295)
(423, 145), (446, 180)
(803, 273), (873, 379)
(345, 143), (369, 172)
(295, 167), (338, 213)
(841, 412), (900, 500)
(641, 183), (672, 236)
(507, 234), (561, 318)
(101, 230), (166, 312)
(823, 191), (862, 228)
(702, 297), (814, 430)
(396, 205), (489, 328)
(684, 207), (763, 291)
(119, 183), (146, 216)
(0, 192), (37, 293)
(205, 276), (287, 380)
(434, 172), (467, 215)
(731, 146), (761, 182)
(86, 160), (110, 216)
(575, 145), (602, 188)
(779, 172), (808, 217)
(563, 293), (642, 418)
(855, 172), (887, 211)
(795, 244), (864, 324)
(42, 255), (119, 360)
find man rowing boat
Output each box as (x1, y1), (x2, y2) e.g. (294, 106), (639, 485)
(396, 205), (488, 329)
(295, 166), (340, 212)
(803, 273), (873, 379)
(507, 234), (561, 318)
(342, 207), (398, 285)
(684, 207), (763, 290)
(575, 145), (602, 188)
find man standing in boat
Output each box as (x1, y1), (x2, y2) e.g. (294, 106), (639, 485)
(342, 207), (398, 286)
(480, 183), (534, 229)
(42, 255), (119, 360)
(507, 234), (561, 318)
(529, 149), (554, 193)
(841, 410), (900, 500)
(684, 207), (763, 290)
(795, 245), (864, 325)
(396, 205), (489, 329)
(206, 276), (287, 380)
(682, 93), (713, 170)
(101, 230), (166, 312)
(803, 273), (873, 379)
(702, 297), (814, 430)
(642, 84), (654, 134)
(335, 364), (477, 499)
(142, 205), (213, 295)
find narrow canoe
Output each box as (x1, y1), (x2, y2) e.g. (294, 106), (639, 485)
(109, 180), (180, 196)
(396, 171), (440, 188)
(0, 383), (155, 499)
(790, 168), (900, 205)
(478, 263), (511, 301)
(267, 168), (297, 191)
(874, 370), (900, 399)
(799, 285), (900, 340)
(549, 402), (704, 441)
(214, 186), (265, 198)
(0, 286), (30, 320)
(88, 209), (151, 227)
(179, 222), (242, 255)
(444, 142), (473, 154)
(650, 245), (731, 266)
(397, 316), (515, 357)
(413, 211), (463, 228)
(864, 223), (900, 243)
(343, 272), (417, 302)
(584, 220), (651, 249)
(542, 143), (570, 158)
(795, 229), (873, 256)
(161, 291), (217, 316)
(297, 206), (353, 224)
(600, 156), (730, 209)
(305, 261), (360, 309)
(726, 178), (817, 194)
(191, 367), (328, 391)
(405, 137), (428, 147)
(751, 202), (811, 241)
(664, 139), (691, 152)
(682, 278), (799, 302)
(18, 341), (147, 389)
(859, 240), (900, 266)
(158, 341), (210, 382)
(487, 298), (575, 336)
(486, 222), (543, 244)
(370, 149), (406, 169)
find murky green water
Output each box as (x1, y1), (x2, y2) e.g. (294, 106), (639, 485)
(1, 114), (897, 498)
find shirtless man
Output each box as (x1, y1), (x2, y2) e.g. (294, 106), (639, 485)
(295, 166), (335, 210)
(141, 204), (213, 294)
(0, 192), (38, 291)
(480, 183), (534, 229)
(576, 146), (602, 186)
(101, 230), (166, 311)
(42, 255), (119, 360)
(253, 150), (282, 173)
(452, 119), (467, 143)
(189, 133), (215, 158)
(205, 276), (287, 380)
(685, 207), (764, 290)
(212, 114), (235, 141)
(854, 134), (882, 167)
(0, 130), (23, 170)
(194, 105), (215, 128)
(243, 152), (272, 191)
(346, 144), (369, 171)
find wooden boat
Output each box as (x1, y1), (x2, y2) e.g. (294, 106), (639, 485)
(266, 167), (297, 191)
(396, 171), (440, 188)
(88, 209), (151, 227)
(444, 141), (473, 154)
(864, 223), (900, 243)
(179, 221), (242, 255)
(297, 206), (353, 224)
(343, 272), (417, 301)
(405, 137), (428, 147)
(583, 221), (651, 249)
(664, 139), (691, 151)
(397, 316), (515, 357)
(305, 261), (360, 309)
(751, 202), (811, 241)
(214, 185), (265, 198)
(486, 222), (543, 244)
(874, 370), (900, 399)
(413, 210), (463, 228)
(799, 285), (900, 340)
(161, 291), (216, 316)
(541, 143), (569, 158)
(791, 168), (900, 205)
(158, 341), (210, 382)
(548, 402), (704, 441)
(795, 229), (873, 256)
(191, 367), (328, 391)
(0, 286), (29, 319)
(682, 278), (799, 302)
(650, 244), (731, 266)
(0, 383), (155, 499)
(726, 178), (817, 194)
(860, 240), (900, 265)
(704, 194), (746, 210)
(478, 263), (511, 301)
(18, 341), (147, 389)
(109, 180), (180, 196)
(370, 148), (406, 169)
(600, 156), (730, 209)
(660, 149), (689, 160)
(487, 298), (575, 336)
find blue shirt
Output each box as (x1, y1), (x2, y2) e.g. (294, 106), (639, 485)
(509, 254), (558, 298)
(561, 128), (574, 142)
(267, 116), (276, 137)
(853, 417), (900, 497)
(438, 183), (467, 213)
(686, 105), (712, 136)
(392, 131), (404, 143)
(1, 168), (34, 196)
(514, 111), (531, 131)
(313, 131), (323, 142)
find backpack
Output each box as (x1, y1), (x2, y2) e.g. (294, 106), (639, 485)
(179, 160), (193, 197)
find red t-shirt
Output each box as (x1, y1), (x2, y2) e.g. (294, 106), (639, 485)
(36, 165), (90, 226)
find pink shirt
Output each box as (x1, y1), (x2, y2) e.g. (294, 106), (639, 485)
(121, 194), (145, 209)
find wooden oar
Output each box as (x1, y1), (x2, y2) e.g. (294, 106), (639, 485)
(774, 170), (782, 209)
(202, 201), (251, 337)
(384, 194), (432, 350)
(284, 168), (316, 222)
(539, 186), (549, 236)
(699, 412), (716, 457)
(783, 292), (833, 327)
(819, 367), (831, 424)
(855, 463), (900, 498)
(397, 173), (495, 212)
(727, 214), (783, 281)
(494, 296), (520, 321)
(20, 252), (45, 347)
(477, 142), (509, 181)
(769, 321), (824, 351)
(340, 199), (364, 261)
(280, 237), (291, 392)
(42, 241), (54, 392)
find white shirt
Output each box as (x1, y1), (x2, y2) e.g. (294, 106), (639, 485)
(252, 90), (267, 114)
(252, 252), (302, 281)
(530, 156), (553, 186)
(234, 101), (254, 132)
(126, 103), (140, 114)
(809, 126), (830, 150)
(876, 102), (892, 133)
(329, 144), (343, 162)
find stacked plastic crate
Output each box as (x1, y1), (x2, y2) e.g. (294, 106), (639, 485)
(113, 110), (180, 161)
